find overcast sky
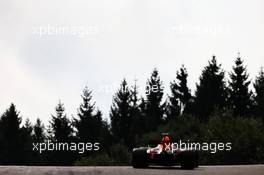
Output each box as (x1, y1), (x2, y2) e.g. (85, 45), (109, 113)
(0, 0), (264, 124)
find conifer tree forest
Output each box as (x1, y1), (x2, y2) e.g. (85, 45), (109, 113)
(0, 55), (264, 165)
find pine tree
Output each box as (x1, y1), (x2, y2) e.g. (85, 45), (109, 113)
(32, 118), (45, 143)
(253, 67), (264, 118)
(194, 56), (227, 121)
(0, 103), (24, 165)
(23, 119), (33, 133)
(138, 97), (148, 131)
(128, 81), (145, 148)
(144, 68), (165, 130)
(93, 109), (111, 150)
(48, 101), (74, 165)
(167, 65), (192, 120)
(110, 79), (131, 146)
(32, 118), (46, 165)
(74, 87), (95, 142)
(50, 101), (73, 142)
(229, 54), (252, 117)
(74, 87), (108, 144)
(21, 118), (34, 165)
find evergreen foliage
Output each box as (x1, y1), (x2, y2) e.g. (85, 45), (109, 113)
(254, 68), (264, 118)
(194, 56), (227, 121)
(167, 65), (192, 120)
(229, 55), (252, 116)
(1, 54), (264, 165)
(144, 68), (165, 130)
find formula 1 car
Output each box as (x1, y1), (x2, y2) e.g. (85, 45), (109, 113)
(132, 133), (198, 169)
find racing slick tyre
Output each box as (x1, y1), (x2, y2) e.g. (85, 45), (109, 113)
(180, 151), (196, 169)
(132, 149), (148, 168)
(195, 151), (199, 168)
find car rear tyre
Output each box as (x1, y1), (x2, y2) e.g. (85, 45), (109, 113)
(195, 151), (199, 168)
(132, 149), (148, 168)
(180, 151), (196, 169)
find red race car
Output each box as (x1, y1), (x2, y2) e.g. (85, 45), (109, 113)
(132, 133), (199, 169)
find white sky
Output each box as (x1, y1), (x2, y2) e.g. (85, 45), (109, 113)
(0, 0), (264, 124)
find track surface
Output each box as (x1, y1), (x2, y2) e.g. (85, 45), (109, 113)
(0, 165), (263, 175)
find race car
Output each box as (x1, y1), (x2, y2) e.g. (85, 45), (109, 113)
(132, 133), (199, 169)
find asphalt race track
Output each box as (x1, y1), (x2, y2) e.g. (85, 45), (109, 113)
(0, 165), (263, 175)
